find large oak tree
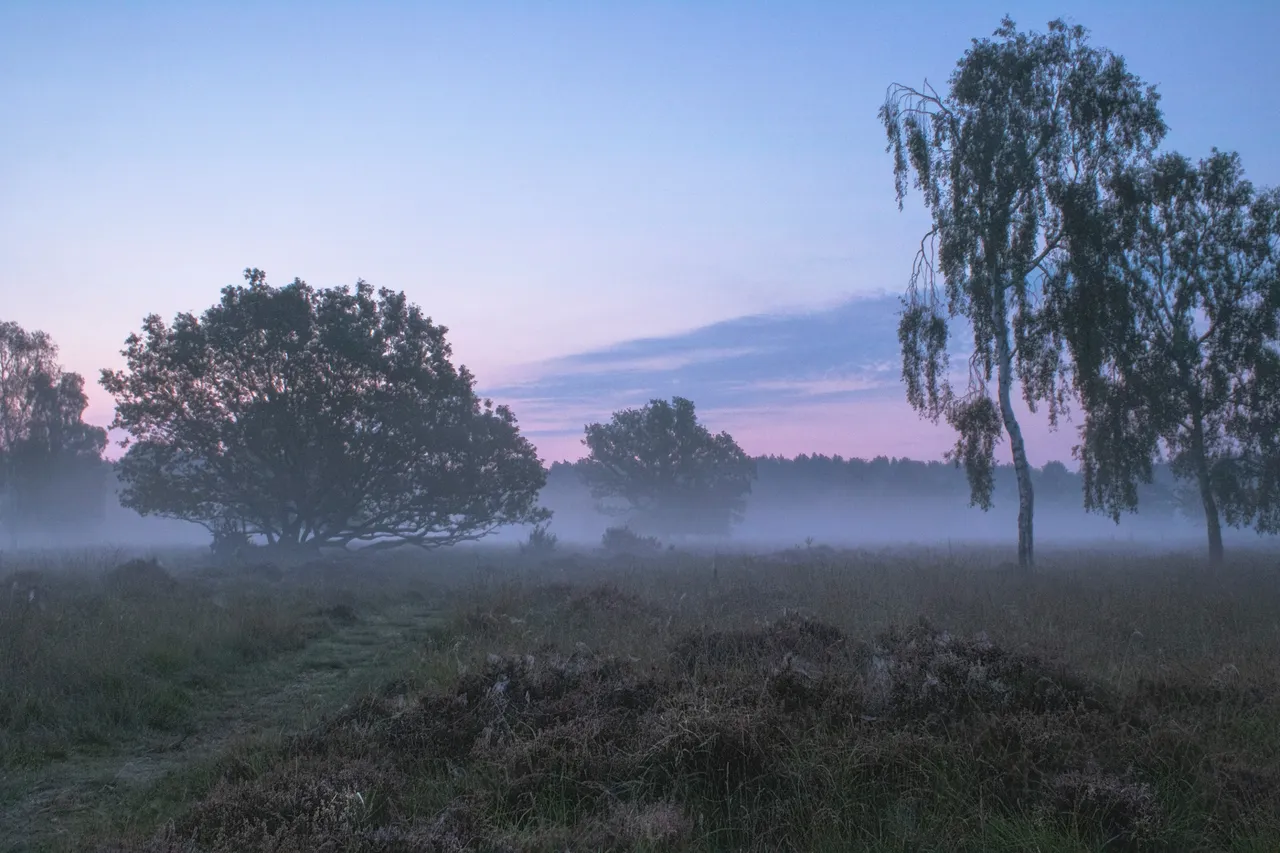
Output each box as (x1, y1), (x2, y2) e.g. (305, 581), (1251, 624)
(880, 17), (1165, 567)
(101, 269), (549, 551)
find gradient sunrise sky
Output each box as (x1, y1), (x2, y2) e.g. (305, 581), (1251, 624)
(3, 1), (1277, 464)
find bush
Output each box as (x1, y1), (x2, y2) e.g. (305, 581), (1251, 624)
(519, 524), (558, 557)
(104, 558), (177, 599)
(210, 520), (251, 563)
(600, 526), (662, 556)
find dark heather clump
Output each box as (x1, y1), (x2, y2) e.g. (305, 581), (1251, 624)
(103, 558), (178, 598)
(238, 561), (285, 583)
(862, 618), (1105, 721)
(669, 612), (849, 677)
(600, 526), (663, 556)
(565, 583), (659, 622)
(1040, 764), (1164, 846)
(315, 603), (359, 625)
(101, 615), (1278, 852)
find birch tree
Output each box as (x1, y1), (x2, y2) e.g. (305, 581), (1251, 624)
(880, 17), (1165, 567)
(1064, 150), (1280, 561)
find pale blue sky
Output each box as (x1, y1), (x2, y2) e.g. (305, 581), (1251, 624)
(2, 1), (1277, 461)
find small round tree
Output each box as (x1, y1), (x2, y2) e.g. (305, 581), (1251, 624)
(581, 396), (755, 537)
(101, 268), (549, 551)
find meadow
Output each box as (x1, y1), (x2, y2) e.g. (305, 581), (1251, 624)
(2, 542), (1278, 852)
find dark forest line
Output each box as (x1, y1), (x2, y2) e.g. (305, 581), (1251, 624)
(545, 454), (1185, 514)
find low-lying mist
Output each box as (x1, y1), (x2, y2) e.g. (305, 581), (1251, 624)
(498, 494), (1264, 554)
(4, 457), (1268, 556)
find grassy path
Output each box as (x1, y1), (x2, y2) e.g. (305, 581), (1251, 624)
(0, 603), (446, 853)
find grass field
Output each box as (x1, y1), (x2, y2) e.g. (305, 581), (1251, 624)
(2, 543), (1278, 852)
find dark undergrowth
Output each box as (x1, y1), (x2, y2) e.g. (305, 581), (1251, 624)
(73, 546), (1280, 853)
(0, 549), (450, 770)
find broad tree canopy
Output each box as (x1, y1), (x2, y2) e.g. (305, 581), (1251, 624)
(1063, 150), (1280, 560)
(881, 17), (1165, 567)
(581, 396), (755, 537)
(101, 269), (549, 550)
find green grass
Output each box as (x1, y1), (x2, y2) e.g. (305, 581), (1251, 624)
(4, 544), (1280, 851)
(1, 555), (318, 768)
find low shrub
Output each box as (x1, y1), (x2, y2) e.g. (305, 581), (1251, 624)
(520, 524), (559, 557)
(601, 526), (662, 556)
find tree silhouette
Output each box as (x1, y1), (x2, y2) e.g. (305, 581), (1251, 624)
(0, 321), (108, 537)
(1063, 150), (1280, 560)
(101, 268), (549, 551)
(880, 17), (1165, 568)
(581, 396), (755, 537)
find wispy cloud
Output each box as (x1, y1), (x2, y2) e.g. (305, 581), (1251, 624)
(482, 294), (1080, 466)
(482, 294), (921, 457)
(736, 371), (893, 398)
(526, 345), (767, 378)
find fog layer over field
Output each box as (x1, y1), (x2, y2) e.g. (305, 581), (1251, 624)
(531, 492), (1250, 550)
(536, 496), (1215, 549)
(5, 457), (1266, 554)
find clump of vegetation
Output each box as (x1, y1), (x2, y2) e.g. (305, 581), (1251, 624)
(314, 603), (359, 626)
(600, 525), (662, 556)
(238, 560), (285, 583)
(209, 520), (251, 563)
(8, 547), (1280, 851)
(860, 618), (1101, 720)
(519, 523), (559, 557)
(103, 557), (177, 598)
(3, 568), (50, 612)
(100, 606), (1280, 852)
(0, 553), (330, 769)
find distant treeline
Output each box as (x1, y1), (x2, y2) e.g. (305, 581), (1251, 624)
(0, 457), (112, 547)
(0, 321), (111, 547)
(542, 454), (1192, 524)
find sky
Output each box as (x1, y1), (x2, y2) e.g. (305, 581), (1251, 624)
(2, 1), (1278, 464)
(486, 294), (1088, 463)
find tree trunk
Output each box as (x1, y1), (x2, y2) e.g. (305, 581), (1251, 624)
(4, 457), (17, 550)
(1190, 417), (1225, 563)
(996, 298), (1035, 570)
(1200, 482), (1225, 563)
